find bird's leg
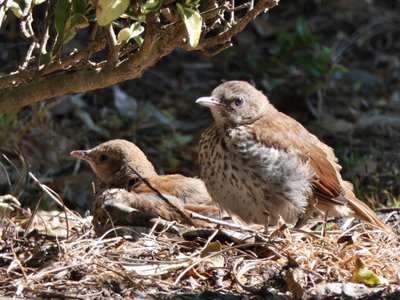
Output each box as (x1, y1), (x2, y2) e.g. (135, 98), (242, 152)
(321, 209), (329, 237)
(295, 201), (320, 228)
(262, 210), (270, 233)
(295, 211), (311, 228)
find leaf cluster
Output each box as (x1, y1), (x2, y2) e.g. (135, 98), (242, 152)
(0, 0), (279, 113)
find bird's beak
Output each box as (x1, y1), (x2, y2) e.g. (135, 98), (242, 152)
(70, 150), (92, 162)
(196, 97), (221, 107)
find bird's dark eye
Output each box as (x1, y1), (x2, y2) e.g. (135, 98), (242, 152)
(99, 154), (108, 162)
(234, 97), (244, 106)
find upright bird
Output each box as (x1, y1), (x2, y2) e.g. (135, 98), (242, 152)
(196, 80), (391, 232)
(71, 139), (217, 226)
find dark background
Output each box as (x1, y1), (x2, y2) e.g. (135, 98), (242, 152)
(1, 0), (399, 213)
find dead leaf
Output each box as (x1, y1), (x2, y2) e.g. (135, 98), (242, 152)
(283, 268), (304, 299)
(188, 267), (208, 280)
(351, 256), (388, 286)
(201, 240), (225, 268)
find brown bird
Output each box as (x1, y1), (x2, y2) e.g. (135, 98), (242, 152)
(196, 80), (391, 232)
(71, 139), (217, 226)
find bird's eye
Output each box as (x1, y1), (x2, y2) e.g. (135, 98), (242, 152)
(234, 97), (245, 106)
(99, 154), (108, 162)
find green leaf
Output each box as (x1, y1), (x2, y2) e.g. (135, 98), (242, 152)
(117, 22), (144, 43)
(320, 46), (332, 64)
(134, 36), (143, 45)
(70, 13), (89, 28)
(295, 18), (308, 38)
(175, 134), (192, 145)
(54, 0), (72, 51)
(96, 0), (130, 26)
(184, 0), (200, 8)
(117, 28), (133, 43)
(72, 0), (87, 13)
(176, 3), (202, 48)
(351, 256), (388, 286)
(62, 13), (90, 45)
(331, 65), (348, 74)
(141, 0), (163, 14)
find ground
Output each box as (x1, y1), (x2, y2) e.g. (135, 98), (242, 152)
(0, 0), (399, 298)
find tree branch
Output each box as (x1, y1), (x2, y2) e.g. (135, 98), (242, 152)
(0, 0), (279, 114)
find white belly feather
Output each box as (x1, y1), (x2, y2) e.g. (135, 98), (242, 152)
(200, 125), (314, 225)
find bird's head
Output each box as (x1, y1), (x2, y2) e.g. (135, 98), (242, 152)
(71, 139), (157, 187)
(196, 81), (274, 126)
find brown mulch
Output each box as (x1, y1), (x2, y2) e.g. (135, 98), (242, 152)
(0, 197), (399, 299)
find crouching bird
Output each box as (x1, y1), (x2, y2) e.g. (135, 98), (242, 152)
(196, 80), (392, 233)
(71, 139), (219, 227)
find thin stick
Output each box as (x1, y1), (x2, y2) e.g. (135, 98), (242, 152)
(28, 172), (86, 239)
(29, 172), (70, 239)
(126, 165), (195, 226)
(23, 192), (44, 238)
(173, 241), (275, 285)
(190, 212), (258, 233)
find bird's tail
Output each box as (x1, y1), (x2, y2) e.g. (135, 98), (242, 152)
(347, 196), (393, 234)
(339, 181), (393, 234)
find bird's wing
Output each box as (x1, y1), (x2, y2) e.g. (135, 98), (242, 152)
(133, 175), (213, 205)
(250, 113), (393, 233)
(132, 174), (186, 193)
(95, 189), (182, 221)
(251, 112), (346, 204)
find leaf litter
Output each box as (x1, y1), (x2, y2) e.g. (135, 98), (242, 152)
(0, 194), (399, 299)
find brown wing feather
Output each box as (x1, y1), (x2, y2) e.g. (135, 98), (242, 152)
(251, 112), (345, 205)
(307, 145), (347, 204)
(96, 189), (210, 226)
(132, 174), (212, 205)
(251, 112), (392, 233)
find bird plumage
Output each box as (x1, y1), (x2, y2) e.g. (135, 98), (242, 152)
(71, 139), (216, 226)
(197, 80), (391, 232)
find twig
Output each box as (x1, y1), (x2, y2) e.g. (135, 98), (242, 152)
(230, 0), (235, 24)
(0, 1), (8, 28)
(22, 192), (44, 238)
(232, 259), (260, 293)
(0, 41), (105, 89)
(29, 263), (84, 281)
(10, 241), (29, 282)
(149, 217), (178, 237)
(190, 212), (258, 233)
(184, 0), (279, 53)
(28, 172), (86, 239)
(29, 172), (70, 239)
(126, 165), (196, 226)
(192, 228), (220, 257)
(83, 228), (134, 259)
(105, 24), (121, 66)
(0, 0), (279, 113)
(20, 0), (34, 39)
(226, 2), (251, 12)
(37, 0), (51, 70)
(201, 41), (233, 56)
(21, 42), (36, 70)
(94, 262), (141, 288)
(1, 154), (14, 191)
(37, 291), (86, 300)
(101, 204), (119, 238)
(173, 241), (275, 285)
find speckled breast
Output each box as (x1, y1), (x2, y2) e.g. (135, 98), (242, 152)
(199, 125), (313, 225)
